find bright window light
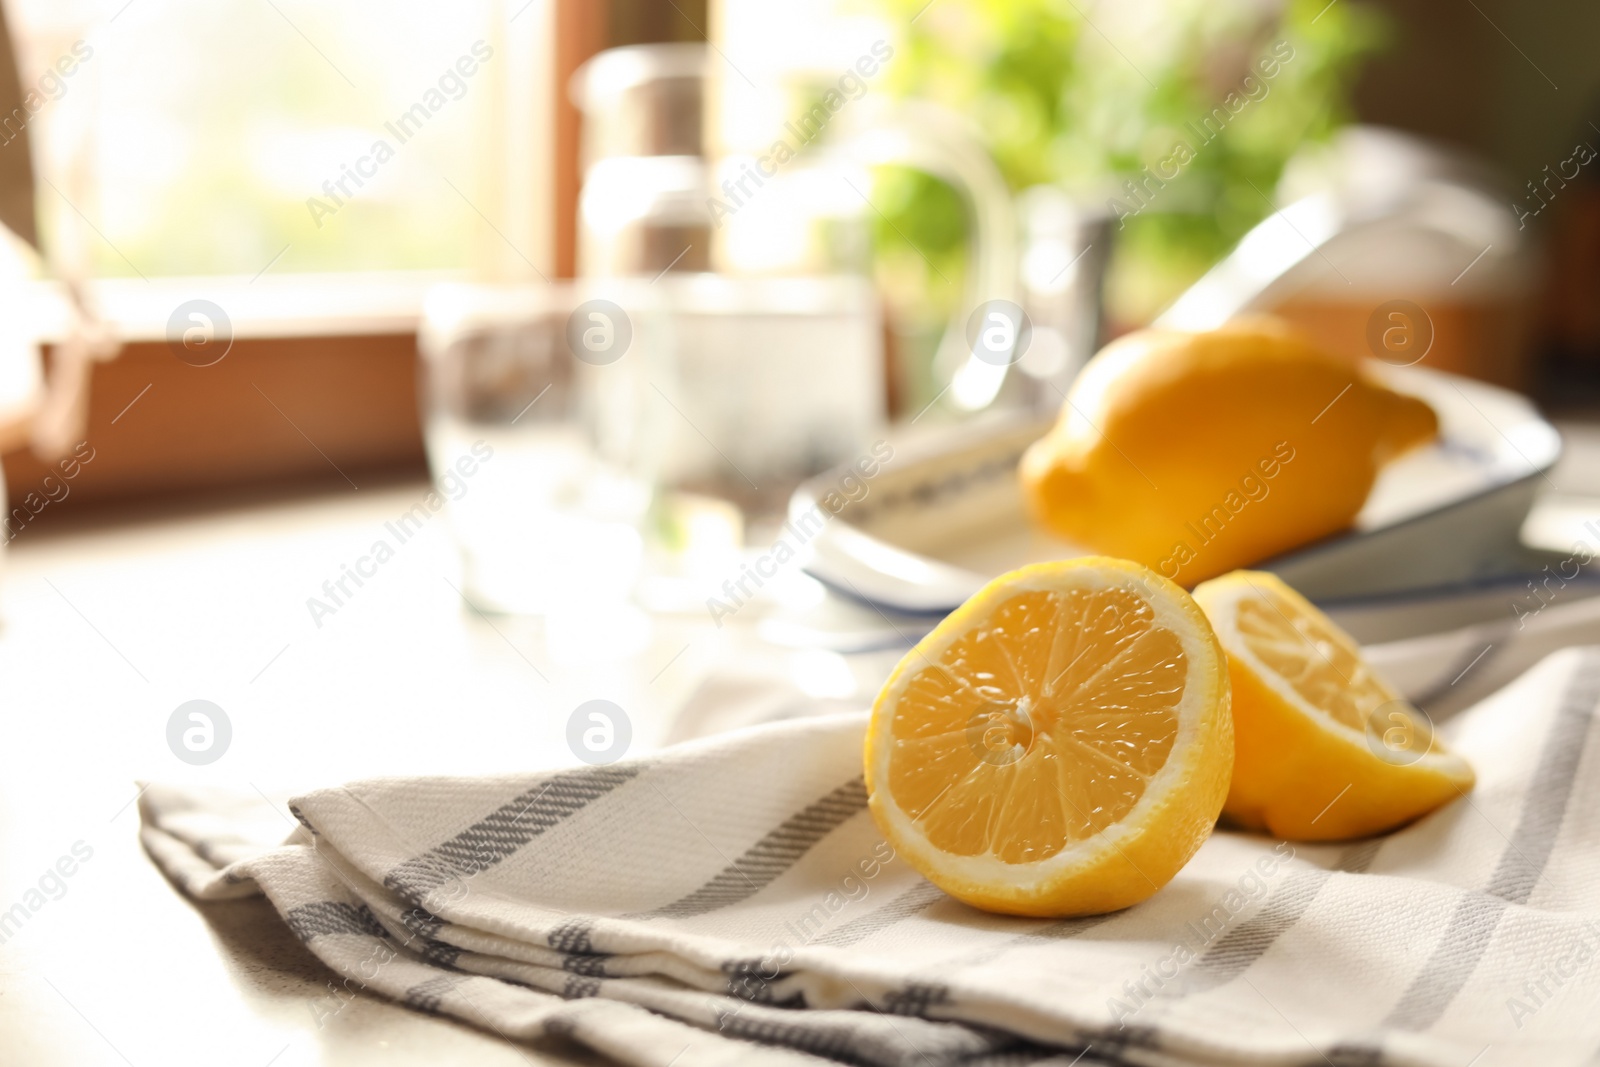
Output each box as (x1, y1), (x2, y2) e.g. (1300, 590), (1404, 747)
(7, 0), (541, 280)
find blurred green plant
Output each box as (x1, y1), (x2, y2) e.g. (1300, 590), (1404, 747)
(863, 0), (1387, 328)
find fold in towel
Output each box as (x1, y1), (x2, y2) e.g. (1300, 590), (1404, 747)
(142, 645), (1600, 1067)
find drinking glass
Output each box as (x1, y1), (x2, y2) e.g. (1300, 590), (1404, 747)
(419, 282), (661, 615)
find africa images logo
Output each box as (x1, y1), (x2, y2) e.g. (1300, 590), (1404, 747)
(1157, 442), (1296, 580)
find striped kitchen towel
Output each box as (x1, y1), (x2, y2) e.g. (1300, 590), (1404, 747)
(141, 646), (1600, 1067)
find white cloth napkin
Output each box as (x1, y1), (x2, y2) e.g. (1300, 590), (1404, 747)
(142, 639), (1600, 1067)
(1364, 589), (1600, 719)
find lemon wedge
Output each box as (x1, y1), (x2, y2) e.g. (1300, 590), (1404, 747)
(1194, 570), (1474, 840)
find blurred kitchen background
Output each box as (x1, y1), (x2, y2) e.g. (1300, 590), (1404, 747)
(2, 0), (1600, 624)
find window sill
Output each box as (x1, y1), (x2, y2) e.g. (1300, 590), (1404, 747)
(23, 269), (466, 344)
(2, 271), (468, 524)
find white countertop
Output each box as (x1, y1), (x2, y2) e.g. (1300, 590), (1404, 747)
(0, 480), (720, 1066)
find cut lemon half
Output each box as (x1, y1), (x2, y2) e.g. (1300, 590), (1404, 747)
(1193, 570), (1474, 841)
(864, 558), (1232, 917)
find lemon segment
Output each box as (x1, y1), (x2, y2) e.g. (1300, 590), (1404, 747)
(865, 558), (1233, 917)
(1193, 570), (1474, 841)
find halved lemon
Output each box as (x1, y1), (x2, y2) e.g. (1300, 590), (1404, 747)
(864, 558), (1232, 917)
(1193, 570), (1474, 841)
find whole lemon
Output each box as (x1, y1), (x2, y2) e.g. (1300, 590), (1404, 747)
(1019, 318), (1437, 587)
